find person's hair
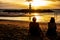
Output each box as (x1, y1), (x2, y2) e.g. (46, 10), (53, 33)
(50, 17), (55, 23)
(32, 17), (36, 22)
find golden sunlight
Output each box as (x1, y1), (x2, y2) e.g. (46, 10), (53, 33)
(32, 0), (47, 6)
(25, 0), (52, 7)
(31, 13), (43, 22)
(35, 16), (41, 22)
(31, 16), (42, 22)
(31, 13), (39, 16)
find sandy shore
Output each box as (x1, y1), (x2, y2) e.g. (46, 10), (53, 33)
(0, 19), (60, 40)
(0, 19), (60, 32)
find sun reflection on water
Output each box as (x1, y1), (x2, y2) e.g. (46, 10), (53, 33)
(30, 13), (55, 22)
(0, 13), (57, 23)
(31, 16), (42, 22)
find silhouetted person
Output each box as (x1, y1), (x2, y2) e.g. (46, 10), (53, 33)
(29, 17), (43, 40)
(46, 17), (57, 40)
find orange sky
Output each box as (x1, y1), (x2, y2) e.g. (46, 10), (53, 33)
(0, 0), (60, 9)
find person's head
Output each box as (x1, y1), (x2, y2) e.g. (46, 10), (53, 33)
(32, 17), (36, 22)
(50, 17), (55, 23)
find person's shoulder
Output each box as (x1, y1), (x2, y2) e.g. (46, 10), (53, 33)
(30, 22), (33, 24)
(48, 22), (50, 24)
(30, 22), (33, 23)
(36, 22), (39, 25)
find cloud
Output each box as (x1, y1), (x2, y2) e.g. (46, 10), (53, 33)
(0, 2), (28, 9)
(46, 0), (60, 1)
(0, 0), (60, 9)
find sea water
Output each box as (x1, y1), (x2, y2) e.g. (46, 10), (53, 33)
(0, 12), (60, 23)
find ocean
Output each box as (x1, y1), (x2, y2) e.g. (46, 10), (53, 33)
(0, 12), (60, 23)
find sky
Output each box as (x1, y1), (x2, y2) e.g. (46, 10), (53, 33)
(0, 0), (60, 9)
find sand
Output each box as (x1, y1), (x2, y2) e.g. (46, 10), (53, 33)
(0, 20), (60, 32)
(0, 20), (60, 40)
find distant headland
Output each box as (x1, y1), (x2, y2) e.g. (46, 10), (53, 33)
(0, 9), (55, 13)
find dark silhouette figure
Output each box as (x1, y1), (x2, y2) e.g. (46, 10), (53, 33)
(29, 17), (43, 40)
(46, 17), (57, 40)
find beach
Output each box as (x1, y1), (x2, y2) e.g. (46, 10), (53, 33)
(0, 20), (60, 31)
(0, 0), (60, 40)
(0, 20), (60, 40)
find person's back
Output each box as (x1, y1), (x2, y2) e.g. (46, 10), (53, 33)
(29, 17), (41, 36)
(47, 22), (56, 36)
(46, 17), (57, 40)
(29, 17), (43, 40)
(29, 22), (40, 36)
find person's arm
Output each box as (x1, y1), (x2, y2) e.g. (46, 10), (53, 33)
(38, 23), (44, 37)
(29, 22), (31, 29)
(55, 23), (57, 30)
(48, 22), (50, 29)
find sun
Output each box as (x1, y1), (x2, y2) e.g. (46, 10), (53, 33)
(25, 0), (51, 7)
(32, 0), (47, 6)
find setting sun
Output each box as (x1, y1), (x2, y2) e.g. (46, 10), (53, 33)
(25, 0), (52, 7)
(32, 0), (47, 6)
